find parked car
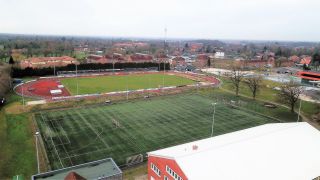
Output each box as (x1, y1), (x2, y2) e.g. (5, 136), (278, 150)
(13, 79), (23, 84)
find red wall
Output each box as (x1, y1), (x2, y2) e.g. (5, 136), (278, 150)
(297, 71), (320, 81)
(148, 155), (188, 180)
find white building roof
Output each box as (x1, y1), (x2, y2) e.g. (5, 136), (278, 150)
(148, 122), (320, 180)
(50, 89), (62, 95)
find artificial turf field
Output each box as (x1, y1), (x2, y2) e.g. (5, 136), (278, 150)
(35, 93), (285, 170)
(61, 74), (194, 95)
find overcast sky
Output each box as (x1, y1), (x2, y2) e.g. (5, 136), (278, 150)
(0, 0), (319, 41)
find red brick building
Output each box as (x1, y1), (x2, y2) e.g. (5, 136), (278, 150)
(194, 54), (210, 68)
(127, 53), (153, 62)
(86, 54), (111, 64)
(155, 53), (169, 63)
(20, 56), (78, 69)
(170, 56), (187, 67)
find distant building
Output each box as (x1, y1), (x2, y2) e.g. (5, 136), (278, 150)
(297, 71), (320, 83)
(148, 122), (320, 180)
(289, 55), (300, 63)
(110, 53), (126, 63)
(170, 56), (187, 68)
(155, 53), (169, 63)
(194, 54), (210, 68)
(127, 53), (153, 62)
(299, 56), (312, 66)
(20, 56), (78, 69)
(189, 43), (203, 52)
(214, 51), (225, 59)
(32, 158), (122, 180)
(86, 54), (111, 64)
(113, 42), (149, 48)
(74, 47), (89, 52)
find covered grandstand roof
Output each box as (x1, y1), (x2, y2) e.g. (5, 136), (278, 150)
(148, 122), (320, 180)
(32, 158), (122, 180)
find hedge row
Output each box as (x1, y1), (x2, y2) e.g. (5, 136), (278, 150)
(12, 62), (170, 77)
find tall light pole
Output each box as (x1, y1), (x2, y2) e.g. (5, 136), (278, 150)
(163, 60), (165, 88)
(112, 54), (115, 74)
(21, 84), (25, 110)
(76, 64), (79, 95)
(211, 103), (217, 137)
(126, 74), (129, 101)
(35, 131), (40, 173)
(297, 99), (302, 122)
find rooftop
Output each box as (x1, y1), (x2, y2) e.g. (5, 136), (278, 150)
(32, 158), (122, 180)
(148, 122), (320, 180)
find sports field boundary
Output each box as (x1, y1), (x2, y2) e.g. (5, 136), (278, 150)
(14, 71), (221, 101)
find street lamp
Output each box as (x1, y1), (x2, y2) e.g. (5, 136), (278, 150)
(35, 131), (40, 173)
(211, 102), (217, 137)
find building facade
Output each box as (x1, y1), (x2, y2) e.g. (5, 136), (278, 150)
(148, 122), (320, 180)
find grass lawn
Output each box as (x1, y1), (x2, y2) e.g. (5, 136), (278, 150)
(0, 110), (36, 179)
(220, 76), (281, 101)
(219, 76), (320, 118)
(35, 93), (294, 170)
(0, 92), (37, 179)
(61, 74), (195, 95)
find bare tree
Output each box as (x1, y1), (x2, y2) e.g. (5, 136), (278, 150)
(278, 82), (302, 113)
(244, 76), (262, 99)
(229, 66), (245, 96)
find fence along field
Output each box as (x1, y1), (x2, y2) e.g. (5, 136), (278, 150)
(35, 93), (288, 170)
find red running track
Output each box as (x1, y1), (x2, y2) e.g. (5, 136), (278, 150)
(15, 78), (71, 99)
(14, 72), (220, 100)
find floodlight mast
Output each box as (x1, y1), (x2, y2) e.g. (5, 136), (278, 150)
(211, 102), (217, 137)
(22, 83), (25, 110)
(76, 64), (79, 95)
(35, 131), (40, 173)
(297, 99), (302, 122)
(112, 53), (115, 74)
(126, 74), (129, 101)
(163, 27), (167, 89)
(53, 64), (56, 76)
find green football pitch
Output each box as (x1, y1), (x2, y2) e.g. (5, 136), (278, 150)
(35, 94), (284, 170)
(60, 73), (195, 95)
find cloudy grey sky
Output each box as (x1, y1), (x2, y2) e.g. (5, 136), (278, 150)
(0, 0), (319, 41)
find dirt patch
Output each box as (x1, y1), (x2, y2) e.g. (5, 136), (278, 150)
(123, 163), (147, 180)
(4, 102), (32, 114)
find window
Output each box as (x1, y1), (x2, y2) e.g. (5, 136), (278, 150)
(166, 165), (183, 180)
(151, 163), (161, 177)
(164, 176), (169, 180)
